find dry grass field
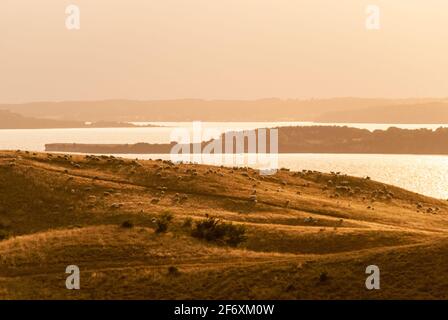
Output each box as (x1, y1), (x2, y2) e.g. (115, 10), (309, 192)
(1, 150), (448, 299)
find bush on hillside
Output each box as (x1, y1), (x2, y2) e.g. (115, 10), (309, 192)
(182, 217), (193, 229)
(0, 229), (10, 241)
(121, 220), (134, 229)
(191, 216), (247, 247)
(155, 211), (173, 233)
(167, 266), (180, 276)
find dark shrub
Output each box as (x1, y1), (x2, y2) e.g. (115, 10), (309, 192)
(191, 217), (247, 247)
(319, 272), (329, 283)
(156, 211), (173, 233)
(182, 217), (193, 229)
(167, 266), (180, 276)
(121, 220), (134, 229)
(0, 230), (10, 240)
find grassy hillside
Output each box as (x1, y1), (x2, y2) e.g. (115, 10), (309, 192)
(1, 151), (448, 299)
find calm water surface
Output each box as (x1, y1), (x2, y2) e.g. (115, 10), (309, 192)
(1, 122), (448, 199)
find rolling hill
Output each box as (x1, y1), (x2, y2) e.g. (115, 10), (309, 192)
(1, 151), (448, 299)
(0, 110), (157, 129)
(316, 102), (448, 124)
(2, 98), (445, 123)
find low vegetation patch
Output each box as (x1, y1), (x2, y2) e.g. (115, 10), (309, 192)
(191, 216), (247, 247)
(155, 211), (173, 233)
(121, 220), (134, 229)
(319, 271), (329, 283)
(0, 229), (10, 241)
(167, 266), (180, 276)
(182, 217), (193, 229)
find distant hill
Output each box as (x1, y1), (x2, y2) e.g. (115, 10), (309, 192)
(316, 102), (448, 124)
(1, 98), (445, 123)
(0, 110), (83, 129)
(0, 110), (157, 129)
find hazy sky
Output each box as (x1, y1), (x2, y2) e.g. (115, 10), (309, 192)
(1, 0), (448, 103)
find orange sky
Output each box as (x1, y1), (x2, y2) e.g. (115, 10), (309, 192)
(1, 0), (448, 103)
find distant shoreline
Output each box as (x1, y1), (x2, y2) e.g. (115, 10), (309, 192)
(44, 143), (448, 156)
(45, 125), (448, 155)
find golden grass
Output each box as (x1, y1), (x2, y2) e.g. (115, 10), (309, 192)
(1, 150), (448, 299)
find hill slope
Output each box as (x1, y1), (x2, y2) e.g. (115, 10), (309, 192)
(316, 102), (448, 124)
(0, 151), (448, 299)
(2, 98), (444, 122)
(0, 110), (157, 129)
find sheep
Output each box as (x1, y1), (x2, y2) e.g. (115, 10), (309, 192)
(335, 186), (350, 193)
(151, 198), (161, 204)
(304, 217), (317, 224)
